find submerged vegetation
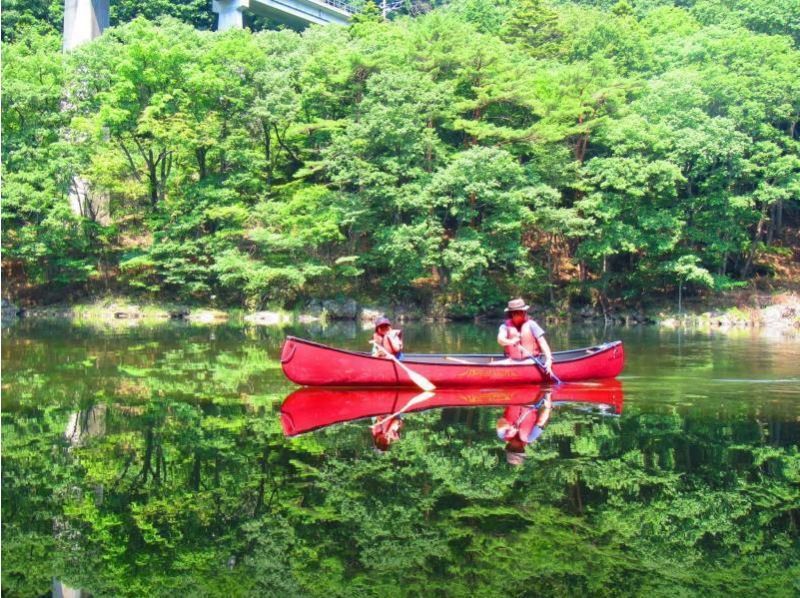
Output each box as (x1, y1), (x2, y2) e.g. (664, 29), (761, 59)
(2, 0), (799, 318)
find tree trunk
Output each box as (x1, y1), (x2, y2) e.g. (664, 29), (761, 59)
(196, 147), (207, 180)
(140, 427), (154, 484)
(147, 149), (158, 207)
(741, 202), (769, 278)
(191, 452), (201, 491)
(547, 235), (555, 304)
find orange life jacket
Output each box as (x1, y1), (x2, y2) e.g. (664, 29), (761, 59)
(502, 319), (542, 360)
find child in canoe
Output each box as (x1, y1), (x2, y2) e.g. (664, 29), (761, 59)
(371, 415), (404, 452)
(371, 316), (403, 360)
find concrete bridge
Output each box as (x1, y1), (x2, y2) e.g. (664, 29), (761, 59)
(63, 0), (354, 50)
(214, 0), (353, 31)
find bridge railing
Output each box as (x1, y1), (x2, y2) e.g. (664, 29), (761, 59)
(320, 0), (357, 14)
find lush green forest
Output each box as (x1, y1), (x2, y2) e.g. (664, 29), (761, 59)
(3, 0), (799, 316)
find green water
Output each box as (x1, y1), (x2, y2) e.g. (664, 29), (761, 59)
(2, 319), (798, 597)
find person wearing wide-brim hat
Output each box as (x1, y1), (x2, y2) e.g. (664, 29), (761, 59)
(371, 316), (404, 360)
(495, 298), (554, 373)
(496, 391), (552, 466)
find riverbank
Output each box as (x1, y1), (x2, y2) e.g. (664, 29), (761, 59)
(561, 292), (800, 334)
(2, 293), (798, 333)
(0, 298), (359, 328)
(654, 292), (800, 333)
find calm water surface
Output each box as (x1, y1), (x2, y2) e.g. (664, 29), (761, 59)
(2, 319), (798, 597)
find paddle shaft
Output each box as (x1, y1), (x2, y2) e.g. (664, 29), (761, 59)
(517, 344), (563, 385)
(370, 341), (436, 391)
(512, 395), (549, 427)
(371, 391), (435, 428)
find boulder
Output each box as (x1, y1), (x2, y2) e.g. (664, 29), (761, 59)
(245, 311), (286, 326)
(187, 310), (229, 324)
(306, 300), (324, 316)
(392, 303), (424, 321)
(1, 299), (20, 324)
(321, 298), (359, 320)
(361, 307), (384, 322)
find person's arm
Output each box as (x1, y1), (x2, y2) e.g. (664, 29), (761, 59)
(387, 329), (403, 353)
(371, 339), (390, 358)
(526, 398), (552, 442)
(497, 325), (519, 347)
(536, 397), (552, 428)
(538, 335), (554, 373)
(528, 321), (553, 372)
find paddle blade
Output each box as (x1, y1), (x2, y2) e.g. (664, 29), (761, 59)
(398, 391), (436, 414)
(406, 368), (436, 391)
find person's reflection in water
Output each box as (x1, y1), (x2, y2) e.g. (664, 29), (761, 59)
(371, 415), (404, 452)
(496, 392), (552, 466)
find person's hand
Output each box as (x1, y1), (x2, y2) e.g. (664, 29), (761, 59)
(370, 341), (389, 357)
(544, 357), (553, 374)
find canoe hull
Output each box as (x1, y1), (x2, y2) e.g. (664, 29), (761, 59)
(281, 380), (624, 436)
(280, 382), (624, 436)
(280, 336), (624, 388)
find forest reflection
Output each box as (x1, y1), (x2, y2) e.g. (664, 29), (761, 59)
(2, 323), (798, 597)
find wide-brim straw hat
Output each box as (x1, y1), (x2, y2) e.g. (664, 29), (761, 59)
(506, 450), (527, 466)
(504, 298), (530, 312)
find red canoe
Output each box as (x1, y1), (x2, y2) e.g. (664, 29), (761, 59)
(280, 381), (624, 436)
(280, 336), (625, 388)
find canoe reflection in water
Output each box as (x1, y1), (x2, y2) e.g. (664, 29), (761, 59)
(281, 382), (624, 458)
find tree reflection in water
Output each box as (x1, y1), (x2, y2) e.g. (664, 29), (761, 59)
(2, 324), (798, 597)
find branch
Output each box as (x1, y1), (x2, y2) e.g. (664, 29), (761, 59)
(117, 138), (143, 182)
(132, 135), (154, 169)
(272, 123), (301, 164)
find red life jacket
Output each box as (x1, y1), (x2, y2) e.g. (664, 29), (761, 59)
(502, 405), (539, 441)
(502, 318), (542, 360)
(373, 330), (402, 357)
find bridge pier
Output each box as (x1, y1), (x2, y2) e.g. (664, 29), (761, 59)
(213, 0), (247, 31)
(63, 0), (109, 51)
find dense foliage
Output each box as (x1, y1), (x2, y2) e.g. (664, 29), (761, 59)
(2, 322), (798, 596)
(2, 0), (799, 314)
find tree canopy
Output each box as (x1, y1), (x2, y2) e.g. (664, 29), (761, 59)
(2, 0), (799, 315)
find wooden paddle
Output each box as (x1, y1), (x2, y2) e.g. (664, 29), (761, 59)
(517, 344), (563, 385)
(370, 341), (436, 391)
(370, 390), (436, 429)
